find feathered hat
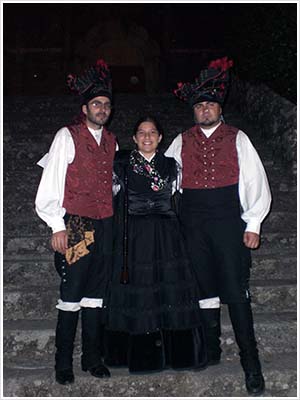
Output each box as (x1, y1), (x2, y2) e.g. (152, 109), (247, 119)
(174, 57), (233, 107)
(67, 59), (112, 104)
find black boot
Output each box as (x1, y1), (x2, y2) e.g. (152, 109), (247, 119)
(81, 307), (110, 378)
(228, 303), (265, 396)
(104, 330), (129, 367)
(200, 308), (222, 365)
(55, 310), (79, 385)
(128, 331), (165, 373)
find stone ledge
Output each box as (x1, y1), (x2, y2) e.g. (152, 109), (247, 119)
(3, 231), (297, 258)
(3, 280), (297, 320)
(3, 352), (297, 397)
(3, 312), (297, 362)
(3, 254), (297, 287)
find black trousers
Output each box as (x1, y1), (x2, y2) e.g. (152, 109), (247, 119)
(180, 185), (252, 304)
(181, 213), (251, 304)
(55, 216), (113, 307)
(54, 215), (113, 371)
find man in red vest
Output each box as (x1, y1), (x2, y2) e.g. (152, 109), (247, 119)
(35, 59), (118, 385)
(165, 57), (271, 395)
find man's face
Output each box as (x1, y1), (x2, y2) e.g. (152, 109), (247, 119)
(82, 96), (111, 129)
(193, 101), (222, 128)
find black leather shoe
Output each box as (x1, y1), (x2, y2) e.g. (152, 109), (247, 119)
(55, 369), (74, 385)
(86, 364), (111, 378)
(245, 371), (265, 396)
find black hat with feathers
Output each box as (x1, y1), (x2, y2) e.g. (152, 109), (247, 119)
(67, 59), (112, 104)
(174, 57), (233, 107)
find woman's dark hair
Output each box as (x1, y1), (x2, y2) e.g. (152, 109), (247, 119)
(133, 115), (164, 137)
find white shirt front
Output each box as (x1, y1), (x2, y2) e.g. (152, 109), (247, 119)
(164, 124), (272, 235)
(35, 126), (119, 233)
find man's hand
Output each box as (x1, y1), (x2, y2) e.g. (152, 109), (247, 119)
(51, 230), (68, 254)
(243, 231), (260, 249)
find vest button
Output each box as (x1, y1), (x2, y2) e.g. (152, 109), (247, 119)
(212, 177), (215, 180)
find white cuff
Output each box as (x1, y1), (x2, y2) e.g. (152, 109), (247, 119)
(80, 297), (103, 308)
(245, 220), (261, 235)
(51, 218), (67, 234)
(199, 297), (220, 309)
(56, 299), (81, 312)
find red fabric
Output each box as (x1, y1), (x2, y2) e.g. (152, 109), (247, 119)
(181, 124), (239, 189)
(63, 123), (116, 219)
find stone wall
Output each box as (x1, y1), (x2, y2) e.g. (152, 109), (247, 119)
(227, 76), (297, 175)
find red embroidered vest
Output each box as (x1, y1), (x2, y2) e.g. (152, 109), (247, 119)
(181, 124), (239, 189)
(63, 123), (116, 219)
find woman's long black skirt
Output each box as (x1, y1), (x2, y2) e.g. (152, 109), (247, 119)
(107, 213), (202, 334)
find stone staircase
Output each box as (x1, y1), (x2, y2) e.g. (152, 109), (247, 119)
(3, 94), (297, 397)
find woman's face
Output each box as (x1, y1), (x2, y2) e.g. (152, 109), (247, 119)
(133, 121), (162, 157)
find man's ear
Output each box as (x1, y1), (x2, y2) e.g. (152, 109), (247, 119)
(158, 135), (162, 143)
(82, 104), (87, 116)
(133, 135), (138, 144)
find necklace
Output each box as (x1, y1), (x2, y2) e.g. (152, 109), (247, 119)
(129, 150), (169, 191)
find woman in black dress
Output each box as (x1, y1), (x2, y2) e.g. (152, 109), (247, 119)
(105, 116), (207, 373)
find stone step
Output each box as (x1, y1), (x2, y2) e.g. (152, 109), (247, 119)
(3, 93), (183, 113)
(4, 208), (297, 236)
(3, 280), (297, 321)
(3, 352), (297, 397)
(3, 100), (289, 164)
(3, 311), (296, 363)
(3, 231), (296, 260)
(251, 254), (297, 280)
(3, 253), (297, 288)
(249, 279), (297, 313)
(4, 165), (297, 204)
(3, 131), (280, 164)
(5, 158), (297, 199)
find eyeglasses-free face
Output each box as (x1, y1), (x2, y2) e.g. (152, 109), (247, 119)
(133, 121), (162, 158)
(193, 101), (222, 128)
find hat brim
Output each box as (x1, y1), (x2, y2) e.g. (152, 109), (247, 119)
(191, 93), (223, 107)
(82, 89), (112, 104)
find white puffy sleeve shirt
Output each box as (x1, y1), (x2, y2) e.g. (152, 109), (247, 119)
(165, 128), (272, 235)
(35, 126), (119, 233)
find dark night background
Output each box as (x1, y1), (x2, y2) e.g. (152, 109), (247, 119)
(3, 2), (297, 103)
